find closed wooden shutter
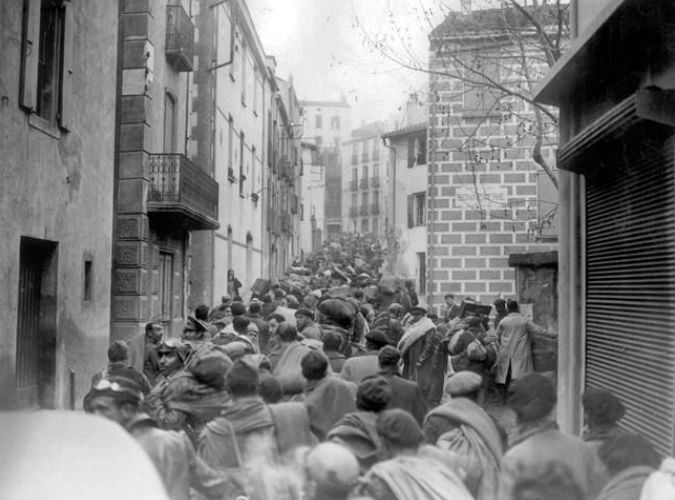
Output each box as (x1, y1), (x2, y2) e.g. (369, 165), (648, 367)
(59, 1), (74, 131)
(21, 0), (41, 111)
(407, 194), (414, 228)
(585, 134), (675, 456)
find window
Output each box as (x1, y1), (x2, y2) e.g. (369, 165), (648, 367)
(352, 168), (357, 181)
(228, 115), (234, 179)
(407, 134), (427, 168)
(158, 252), (173, 323)
(239, 132), (246, 196)
(163, 92), (177, 153)
(361, 191), (368, 207)
(418, 252), (426, 294)
(351, 192), (357, 214)
(250, 146), (256, 196)
(407, 192), (426, 227)
(352, 143), (358, 155)
(316, 136), (323, 148)
(253, 70), (260, 115)
(315, 114), (322, 129)
(241, 43), (247, 104)
(361, 219), (369, 234)
(330, 116), (340, 129)
(333, 137), (340, 149)
(22, 0), (70, 126)
(362, 165), (368, 179)
(83, 258), (93, 302)
(373, 190), (379, 206)
(372, 217), (379, 235)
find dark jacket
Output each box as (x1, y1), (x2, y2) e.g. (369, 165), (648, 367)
(380, 371), (427, 425)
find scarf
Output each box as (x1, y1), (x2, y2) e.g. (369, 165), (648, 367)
(367, 454), (473, 500)
(397, 317), (435, 356)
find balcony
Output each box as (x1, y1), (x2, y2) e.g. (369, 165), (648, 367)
(350, 179), (358, 191)
(165, 5), (194, 72)
(148, 154), (219, 230)
(370, 176), (380, 188)
(361, 151), (369, 162)
(359, 178), (369, 189)
(371, 203), (380, 215)
(359, 205), (369, 216)
(349, 206), (358, 217)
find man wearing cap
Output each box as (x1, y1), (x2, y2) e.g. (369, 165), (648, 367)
(500, 373), (607, 500)
(397, 302), (446, 407)
(354, 409), (473, 500)
(340, 330), (389, 385)
(377, 346), (427, 425)
(295, 307), (323, 341)
(301, 350), (356, 440)
(327, 376), (393, 471)
(425, 371), (504, 500)
(303, 442), (360, 500)
(86, 376), (228, 500)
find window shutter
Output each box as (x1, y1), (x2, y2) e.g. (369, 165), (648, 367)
(407, 194), (414, 228)
(21, 0), (41, 112)
(60, 2), (75, 131)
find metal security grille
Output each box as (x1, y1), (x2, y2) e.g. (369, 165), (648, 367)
(585, 135), (675, 457)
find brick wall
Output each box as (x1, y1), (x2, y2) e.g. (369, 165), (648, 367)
(426, 43), (558, 313)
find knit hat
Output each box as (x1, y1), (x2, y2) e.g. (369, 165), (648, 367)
(357, 376), (392, 412)
(582, 388), (626, 425)
(508, 373), (556, 422)
(445, 371), (483, 397)
(376, 409), (424, 448)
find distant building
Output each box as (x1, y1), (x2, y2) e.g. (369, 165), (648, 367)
(426, 7), (559, 311)
(535, 0), (675, 455)
(0, 0), (118, 408)
(341, 122), (391, 238)
(299, 142), (326, 255)
(301, 99), (352, 238)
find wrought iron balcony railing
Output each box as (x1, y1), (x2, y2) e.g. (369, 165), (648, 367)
(148, 153), (219, 230)
(166, 5), (194, 72)
(359, 178), (369, 189)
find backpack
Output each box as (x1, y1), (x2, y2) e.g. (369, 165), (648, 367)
(466, 337), (487, 361)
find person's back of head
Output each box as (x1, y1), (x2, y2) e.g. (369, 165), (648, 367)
(582, 387), (626, 429)
(248, 301), (262, 315)
(598, 433), (660, 477)
(259, 371), (283, 404)
(508, 373), (556, 424)
(305, 442), (360, 500)
(277, 322), (298, 343)
(301, 350), (329, 381)
(377, 408), (424, 453)
(356, 376), (392, 412)
(322, 330), (342, 352)
(506, 299), (519, 313)
(232, 315), (251, 335)
(513, 462), (586, 500)
(108, 341), (129, 363)
(378, 346), (401, 370)
(194, 304), (210, 321)
(268, 313), (286, 325)
(225, 359), (259, 398)
(231, 301), (247, 317)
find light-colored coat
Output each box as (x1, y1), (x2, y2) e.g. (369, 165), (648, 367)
(494, 313), (546, 384)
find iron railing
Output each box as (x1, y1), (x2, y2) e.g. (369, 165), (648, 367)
(148, 153), (218, 229)
(166, 5), (194, 72)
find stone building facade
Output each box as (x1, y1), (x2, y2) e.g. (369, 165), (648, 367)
(0, 0), (118, 408)
(341, 122), (391, 238)
(426, 9), (559, 312)
(112, 0), (219, 341)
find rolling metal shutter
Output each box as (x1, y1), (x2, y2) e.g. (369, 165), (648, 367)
(585, 134), (675, 457)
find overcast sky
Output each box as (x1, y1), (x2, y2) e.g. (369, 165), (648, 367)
(247, 0), (446, 126)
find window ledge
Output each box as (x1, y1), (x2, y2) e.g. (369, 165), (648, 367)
(28, 114), (61, 139)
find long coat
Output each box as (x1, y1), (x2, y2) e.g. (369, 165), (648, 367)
(494, 313), (546, 384)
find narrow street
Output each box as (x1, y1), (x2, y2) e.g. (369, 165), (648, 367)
(2, 0), (675, 499)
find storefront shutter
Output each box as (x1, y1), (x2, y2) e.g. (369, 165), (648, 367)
(585, 133), (675, 457)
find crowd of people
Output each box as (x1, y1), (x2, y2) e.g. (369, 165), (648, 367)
(80, 241), (674, 500)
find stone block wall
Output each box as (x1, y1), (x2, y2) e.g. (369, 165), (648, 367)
(426, 53), (558, 313)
